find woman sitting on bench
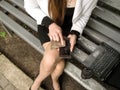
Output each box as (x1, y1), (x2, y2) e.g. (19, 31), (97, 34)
(24, 0), (98, 90)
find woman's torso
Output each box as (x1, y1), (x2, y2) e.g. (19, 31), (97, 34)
(61, 8), (75, 36)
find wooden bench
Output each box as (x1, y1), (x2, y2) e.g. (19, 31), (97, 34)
(0, 0), (120, 90)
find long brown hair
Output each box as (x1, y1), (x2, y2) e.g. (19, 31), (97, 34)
(48, 0), (67, 25)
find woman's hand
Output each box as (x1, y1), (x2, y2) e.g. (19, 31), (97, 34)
(48, 23), (64, 45)
(68, 34), (77, 52)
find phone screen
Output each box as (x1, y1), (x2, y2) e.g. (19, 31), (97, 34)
(59, 37), (71, 59)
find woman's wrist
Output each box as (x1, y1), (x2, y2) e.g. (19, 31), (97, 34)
(41, 16), (54, 28)
(69, 30), (80, 39)
(48, 23), (56, 30)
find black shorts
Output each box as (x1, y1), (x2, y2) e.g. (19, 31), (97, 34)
(38, 25), (50, 45)
(38, 25), (70, 45)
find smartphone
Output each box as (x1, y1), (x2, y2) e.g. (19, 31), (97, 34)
(59, 37), (71, 59)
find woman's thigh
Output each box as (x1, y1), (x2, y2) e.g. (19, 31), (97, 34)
(42, 42), (60, 63)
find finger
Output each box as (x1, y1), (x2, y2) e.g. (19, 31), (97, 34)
(70, 38), (75, 52)
(59, 33), (64, 46)
(67, 34), (71, 38)
(54, 34), (59, 41)
(52, 35), (56, 41)
(70, 41), (75, 52)
(70, 43), (74, 52)
(52, 34), (59, 41)
(48, 34), (53, 41)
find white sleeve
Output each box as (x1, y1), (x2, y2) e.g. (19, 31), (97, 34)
(71, 0), (98, 34)
(24, 0), (48, 24)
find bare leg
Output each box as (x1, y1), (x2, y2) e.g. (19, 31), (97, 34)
(51, 60), (65, 90)
(31, 42), (60, 90)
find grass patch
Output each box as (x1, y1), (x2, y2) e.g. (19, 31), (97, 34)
(0, 31), (6, 38)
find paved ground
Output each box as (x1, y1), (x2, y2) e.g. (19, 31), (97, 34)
(0, 73), (18, 90)
(0, 52), (43, 90)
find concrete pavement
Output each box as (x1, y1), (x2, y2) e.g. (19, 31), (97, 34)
(0, 52), (44, 90)
(0, 73), (18, 90)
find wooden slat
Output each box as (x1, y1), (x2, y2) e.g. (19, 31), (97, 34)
(72, 47), (88, 62)
(93, 6), (120, 28)
(77, 37), (97, 53)
(87, 18), (120, 44)
(8, 0), (24, 10)
(84, 27), (120, 53)
(0, 0), (37, 31)
(84, 27), (109, 44)
(99, 0), (120, 11)
(65, 62), (107, 90)
(0, 11), (44, 54)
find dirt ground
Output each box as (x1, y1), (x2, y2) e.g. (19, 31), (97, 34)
(0, 23), (118, 90)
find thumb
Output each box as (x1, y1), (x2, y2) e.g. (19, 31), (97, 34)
(70, 43), (74, 52)
(67, 35), (73, 52)
(67, 34), (71, 38)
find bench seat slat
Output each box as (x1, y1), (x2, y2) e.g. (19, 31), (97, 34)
(84, 27), (110, 43)
(0, 11), (44, 54)
(65, 62), (106, 90)
(72, 47), (88, 62)
(0, 11), (106, 90)
(87, 18), (120, 44)
(93, 6), (120, 28)
(9, 0), (24, 10)
(0, 0), (37, 31)
(84, 27), (120, 53)
(99, 0), (120, 11)
(77, 37), (97, 53)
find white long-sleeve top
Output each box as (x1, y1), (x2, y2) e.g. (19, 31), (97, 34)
(24, 0), (98, 34)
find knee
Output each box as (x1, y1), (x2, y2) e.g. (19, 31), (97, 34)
(42, 43), (59, 72)
(43, 56), (57, 72)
